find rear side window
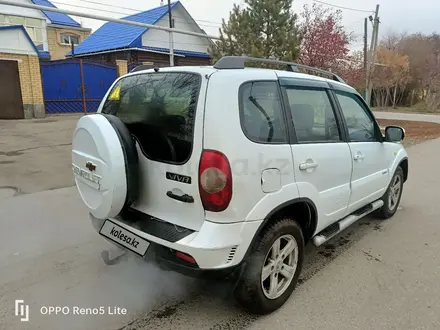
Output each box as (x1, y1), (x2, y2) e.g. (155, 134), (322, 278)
(101, 72), (201, 164)
(284, 87), (341, 143)
(239, 81), (287, 143)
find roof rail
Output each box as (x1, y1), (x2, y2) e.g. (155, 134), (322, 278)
(213, 56), (346, 84)
(130, 64), (156, 73)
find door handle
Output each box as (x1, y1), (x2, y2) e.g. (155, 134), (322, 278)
(353, 153), (365, 161)
(166, 191), (194, 203)
(299, 162), (318, 171)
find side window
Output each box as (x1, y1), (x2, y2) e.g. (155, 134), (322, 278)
(60, 33), (80, 45)
(335, 91), (376, 142)
(284, 87), (341, 143)
(240, 81), (287, 143)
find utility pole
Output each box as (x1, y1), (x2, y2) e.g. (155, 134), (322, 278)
(365, 4), (380, 107)
(167, 0), (174, 66)
(363, 17), (368, 99)
(71, 40), (75, 59)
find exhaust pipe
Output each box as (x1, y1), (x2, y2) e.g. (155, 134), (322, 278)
(101, 248), (127, 265)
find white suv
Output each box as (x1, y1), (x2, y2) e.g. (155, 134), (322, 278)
(72, 56), (408, 315)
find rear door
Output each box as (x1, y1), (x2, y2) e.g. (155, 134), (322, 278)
(100, 70), (207, 231)
(332, 88), (389, 214)
(280, 79), (352, 230)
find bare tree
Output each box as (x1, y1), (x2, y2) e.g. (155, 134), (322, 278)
(380, 29), (406, 51)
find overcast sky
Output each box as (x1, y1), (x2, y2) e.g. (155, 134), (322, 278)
(57, 0), (439, 51)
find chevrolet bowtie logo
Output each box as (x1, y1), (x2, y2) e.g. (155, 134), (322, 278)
(86, 161), (96, 172)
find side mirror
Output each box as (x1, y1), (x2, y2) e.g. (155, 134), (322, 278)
(385, 126), (405, 142)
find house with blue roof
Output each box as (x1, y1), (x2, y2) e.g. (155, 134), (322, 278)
(0, 0), (91, 119)
(0, 0), (91, 60)
(68, 1), (213, 68)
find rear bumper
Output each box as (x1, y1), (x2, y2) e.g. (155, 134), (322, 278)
(90, 213), (261, 275)
(151, 244), (241, 279)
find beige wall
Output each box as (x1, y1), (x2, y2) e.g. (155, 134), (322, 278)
(47, 27), (90, 60)
(0, 52), (44, 118)
(116, 60), (128, 77)
(0, 52), (43, 104)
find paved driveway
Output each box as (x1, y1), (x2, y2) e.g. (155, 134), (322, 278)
(1, 135), (439, 329)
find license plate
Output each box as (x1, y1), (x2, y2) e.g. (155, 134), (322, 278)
(99, 220), (150, 256)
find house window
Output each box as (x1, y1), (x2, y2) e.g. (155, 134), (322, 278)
(60, 34), (80, 45)
(0, 14), (44, 47)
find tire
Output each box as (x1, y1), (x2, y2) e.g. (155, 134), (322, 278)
(233, 217), (304, 315)
(375, 166), (404, 219)
(101, 114), (139, 207)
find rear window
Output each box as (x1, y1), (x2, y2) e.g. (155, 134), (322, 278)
(101, 72), (201, 164)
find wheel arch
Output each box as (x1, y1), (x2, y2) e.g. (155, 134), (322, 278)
(243, 198), (318, 260)
(399, 157), (408, 182)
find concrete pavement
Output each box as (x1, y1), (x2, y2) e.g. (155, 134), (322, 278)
(0, 115), (81, 195)
(1, 135), (440, 329)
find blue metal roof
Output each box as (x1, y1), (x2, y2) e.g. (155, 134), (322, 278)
(0, 25), (51, 58)
(68, 2), (180, 56)
(142, 46), (209, 58)
(30, 0), (81, 27)
(38, 51), (51, 59)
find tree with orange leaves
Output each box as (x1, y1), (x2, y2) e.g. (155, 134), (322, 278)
(371, 47), (410, 108)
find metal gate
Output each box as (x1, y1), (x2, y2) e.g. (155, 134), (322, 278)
(40, 60), (118, 114)
(0, 60), (24, 119)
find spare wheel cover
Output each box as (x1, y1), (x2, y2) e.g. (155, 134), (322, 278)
(72, 114), (138, 219)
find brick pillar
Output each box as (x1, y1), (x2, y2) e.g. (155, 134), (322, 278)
(116, 60), (128, 77)
(12, 56), (33, 119)
(27, 55), (45, 118)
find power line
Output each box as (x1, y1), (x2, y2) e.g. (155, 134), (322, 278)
(0, 0), (220, 39)
(51, 1), (138, 17)
(313, 0), (374, 13)
(77, 0), (147, 12)
(76, 0), (223, 26)
(172, 16), (222, 28)
(52, 1), (222, 28)
(345, 18), (365, 28)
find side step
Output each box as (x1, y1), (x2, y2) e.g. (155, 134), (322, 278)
(312, 200), (384, 247)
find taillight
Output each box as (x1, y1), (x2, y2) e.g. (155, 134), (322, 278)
(199, 149), (232, 212)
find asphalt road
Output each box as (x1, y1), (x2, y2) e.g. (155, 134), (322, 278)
(1, 135), (440, 330)
(373, 111), (440, 123)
